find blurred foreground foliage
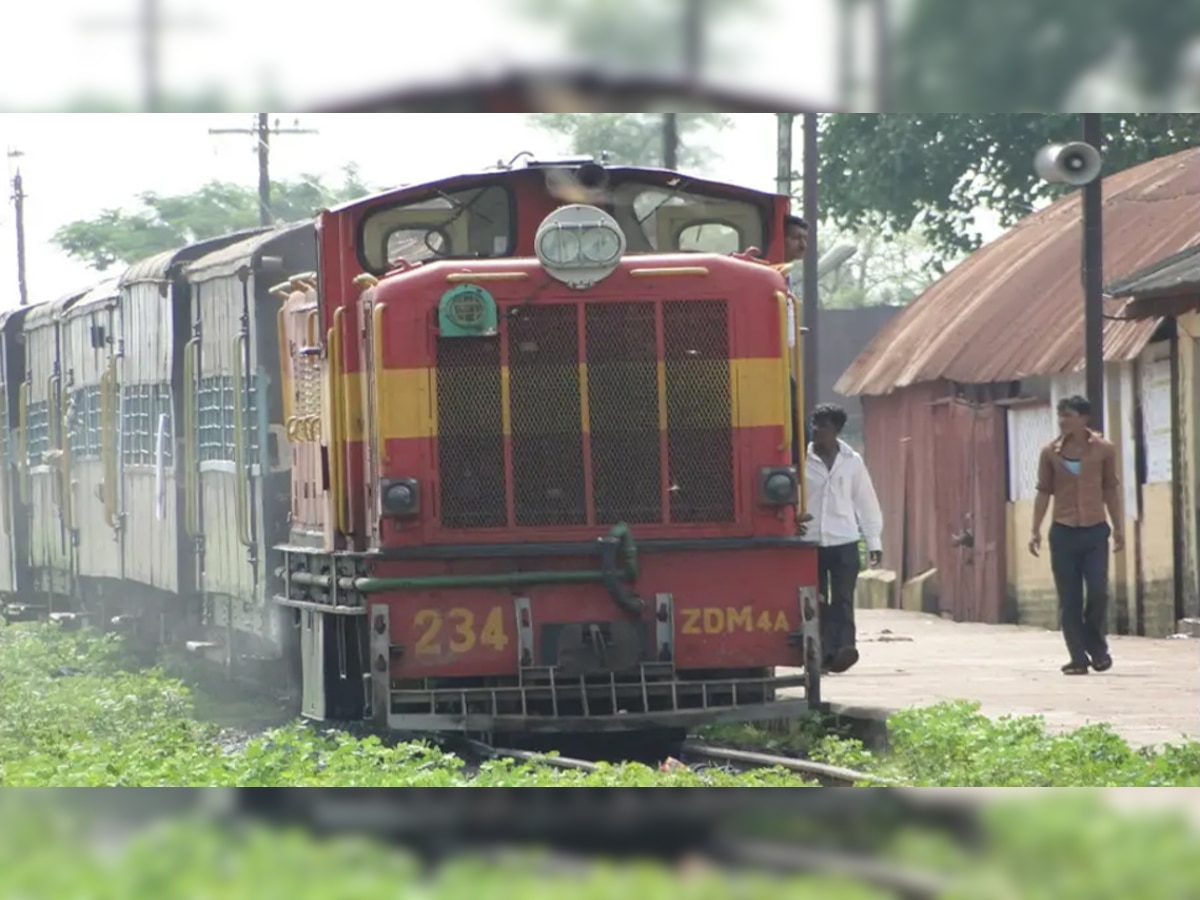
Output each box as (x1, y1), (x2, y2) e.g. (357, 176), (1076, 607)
(0, 788), (1199, 898)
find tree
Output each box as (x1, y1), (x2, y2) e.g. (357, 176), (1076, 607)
(817, 113), (1200, 265)
(530, 113), (732, 170)
(818, 225), (945, 309)
(52, 165), (373, 271)
(891, 0), (1200, 111)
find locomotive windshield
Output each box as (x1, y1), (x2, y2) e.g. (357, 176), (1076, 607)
(606, 179), (767, 255)
(361, 183), (514, 271)
(357, 170), (770, 273)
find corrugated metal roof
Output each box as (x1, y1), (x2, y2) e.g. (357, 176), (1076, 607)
(1106, 242), (1200, 300)
(120, 227), (272, 287)
(837, 147), (1200, 397)
(185, 221), (314, 281)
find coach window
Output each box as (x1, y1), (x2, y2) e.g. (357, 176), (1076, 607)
(360, 184), (513, 273)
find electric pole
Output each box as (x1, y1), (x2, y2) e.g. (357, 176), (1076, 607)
(663, 113), (679, 169)
(80, 0), (213, 112)
(209, 115), (319, 226)
(802, 114), (820, 421)
(8, 149), (28, 308)
(776, 114), (795, 197)
(1082, 113), (1105, 432)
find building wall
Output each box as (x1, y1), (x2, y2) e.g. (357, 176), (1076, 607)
(1177, 311), (1200, 621)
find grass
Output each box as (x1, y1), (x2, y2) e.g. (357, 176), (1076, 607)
(6, 618), (1200, 788)
(0, 621), (814, 787)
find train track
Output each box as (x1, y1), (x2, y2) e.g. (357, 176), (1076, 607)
(484, 742), (883, 786)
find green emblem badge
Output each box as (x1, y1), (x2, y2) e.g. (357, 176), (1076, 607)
(438, 284), (498, 338)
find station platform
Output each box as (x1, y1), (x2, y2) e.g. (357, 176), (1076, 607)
(781, 609), (1199, 749)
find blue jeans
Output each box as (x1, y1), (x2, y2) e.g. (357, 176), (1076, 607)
(1048, 522), (1111, 665)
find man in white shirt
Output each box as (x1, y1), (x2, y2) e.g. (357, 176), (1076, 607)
(799, 403), (884, 674)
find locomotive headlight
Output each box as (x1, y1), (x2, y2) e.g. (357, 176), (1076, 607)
(759, 466), (799, 506)
(534, 204), (627, 289)
(381, 478), (420, 518)
(537, 227), (582, 266)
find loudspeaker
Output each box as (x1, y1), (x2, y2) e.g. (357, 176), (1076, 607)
(1034, 141), (1102, 186)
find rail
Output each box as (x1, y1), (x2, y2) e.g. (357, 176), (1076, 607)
(17, 381), (29, 504)
(680, 742), (889, 786)
(98, 361), (119, 529)
(182, 336), (200, 538)
(482, 741), (882, 787)
(328, 307), (348, 536)
(231, 332), (253, 548)
(370, 301), (388, 466)
(776, 290), (792, 456)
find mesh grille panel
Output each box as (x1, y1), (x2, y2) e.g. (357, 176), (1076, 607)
(663, 300), (733, 522)
(436, 336), (506, 528)
(509, 305), (587, 526)
(585, 303), (662, 524)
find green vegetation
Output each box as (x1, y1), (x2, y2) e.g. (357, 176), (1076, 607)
(51, 165), (374, 271)
(0, 621), (809, 787)
(819, 113), (1200, 266)
(707, 701), (1200, 788)
(6, 619), (1200, 788)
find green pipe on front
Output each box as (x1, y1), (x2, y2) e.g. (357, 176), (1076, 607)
(347, 523), (640, 594)
(351, 569), (612, 593)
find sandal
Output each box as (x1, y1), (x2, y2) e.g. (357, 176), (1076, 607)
(1091, 654), (1113, 672)
(1061, 662), (1089, 675)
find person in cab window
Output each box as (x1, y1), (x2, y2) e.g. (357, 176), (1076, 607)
(1029, 395), (1123, 676)
(799, 403), (883, 674)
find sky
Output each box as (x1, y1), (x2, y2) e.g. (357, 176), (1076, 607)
(0, 0), (835, 110)
(0, 112), (829, 308)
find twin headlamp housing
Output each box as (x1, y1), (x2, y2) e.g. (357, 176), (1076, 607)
(534, 204), (627, 289)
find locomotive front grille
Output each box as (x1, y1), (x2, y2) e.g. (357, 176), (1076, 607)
(436, 299), (734, 530)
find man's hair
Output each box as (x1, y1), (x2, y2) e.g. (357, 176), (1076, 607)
(785, 214), (808, 230)
(811, 403), (847, 430)
(1057, 395), (1091, 417)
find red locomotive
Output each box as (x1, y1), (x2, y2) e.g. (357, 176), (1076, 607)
(278, 158), (820, 742)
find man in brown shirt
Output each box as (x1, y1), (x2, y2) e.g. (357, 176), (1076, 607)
(1029, 395), (1124, 675)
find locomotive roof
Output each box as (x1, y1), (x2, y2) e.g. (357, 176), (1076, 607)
(185, 220), (315, 282)
(326, 163), (782, 217)
(120, 226), (273, 288)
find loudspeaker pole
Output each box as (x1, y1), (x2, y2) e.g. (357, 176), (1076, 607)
(1082, 113), (1104, 432)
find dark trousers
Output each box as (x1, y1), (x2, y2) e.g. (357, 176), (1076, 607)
(1048, 522), (1111, 664)
(818, 542), (860, 662)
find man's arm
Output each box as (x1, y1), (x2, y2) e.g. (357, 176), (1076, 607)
(1030, 447), (1053, 556)
(852, 459), (884, 560)
(1102, 444), (1125, 549)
